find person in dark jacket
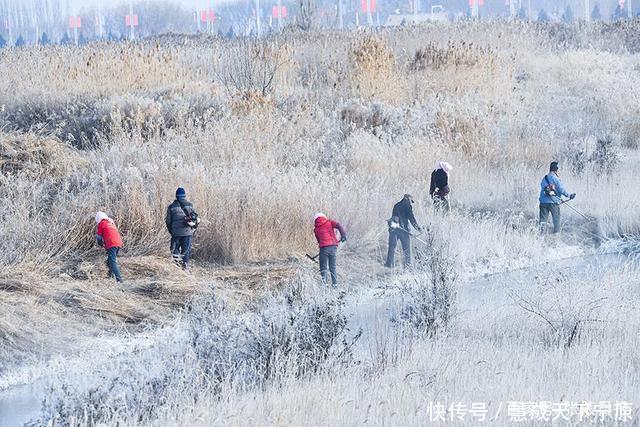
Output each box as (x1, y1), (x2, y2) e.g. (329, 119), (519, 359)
(313, 213), (347, 286)
(429, 161), (452, 213)
(95, 211), (124, 283)
(539, 161), (575, 234)
(165, 187), (199, 269)
(385, 194), (422, 268)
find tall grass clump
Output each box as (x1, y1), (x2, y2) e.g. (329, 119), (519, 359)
(349, 35), (403, 102)
(398, 229), (458, 337)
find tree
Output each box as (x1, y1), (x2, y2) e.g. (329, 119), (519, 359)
(612, 3), (626, 20)
(60, 32), (72, 45)
(562, 5), (574, 22)
(538, 8), (549, 22)
(78, 33), (87, 45)
(516, 6), (527, 20)
(591, 3), (602, 20)
(15, 35), (25, 47)
(39, 32), (50, 45)
(0, 34), (6, 48)
(298, 0), (317, 30)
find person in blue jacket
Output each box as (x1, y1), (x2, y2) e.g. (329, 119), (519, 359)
(539, 161), (576, 234)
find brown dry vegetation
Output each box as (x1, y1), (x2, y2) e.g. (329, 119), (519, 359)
(2, 21), (640, 372)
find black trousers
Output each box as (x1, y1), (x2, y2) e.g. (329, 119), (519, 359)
(385, 229), (411, 267)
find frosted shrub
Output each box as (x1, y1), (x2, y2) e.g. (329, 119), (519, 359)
(591, 137), (620, 176)
(410, 41), (496, 71)
(215, 39), (293, 98)
(399, 231), (458, 337)
(339, 102), (400, 138)
(510, 271), (608, 348)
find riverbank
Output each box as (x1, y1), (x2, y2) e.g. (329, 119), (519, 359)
(2, 236), (637, 426)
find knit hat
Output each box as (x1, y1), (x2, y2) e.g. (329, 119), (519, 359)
(550, 161), (559, 172)
(314, 212), (326, 221)
(176, 187), (186, 199)
(95, 211), (109, 224)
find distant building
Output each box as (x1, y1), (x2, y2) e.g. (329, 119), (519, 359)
(384, 11), (449, 26)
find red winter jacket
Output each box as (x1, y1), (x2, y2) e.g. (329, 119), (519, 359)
(97, 219), (123, 250)
(314, 217), (346, 248)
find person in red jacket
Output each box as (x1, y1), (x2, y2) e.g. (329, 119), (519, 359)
(95, 211), (123, 283)
(313, 213), (347, 286)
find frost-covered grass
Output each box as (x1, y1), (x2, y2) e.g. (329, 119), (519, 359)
(35, 256), (640, 426)
(2, 22), (640, 270)
(2, 20), (640, 425)
(37, 277), (360, 426)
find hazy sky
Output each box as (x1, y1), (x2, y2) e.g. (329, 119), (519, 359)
(70, 0), (224, 12)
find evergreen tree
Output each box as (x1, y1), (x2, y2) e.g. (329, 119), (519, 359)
(591, 3), (602, 20)
(78, 33), (87, 45)
(60, 32), (72, 45)
(14, 35), (25, 47)
(562, 5), (574, 22)
(538, 8), (549, 22)
(516, 6), (527, 20)
(226, 26), (235, 38)
(612, 3), (626, 20)
(39, 32), (50, 45)
(0, 34), (6, 48)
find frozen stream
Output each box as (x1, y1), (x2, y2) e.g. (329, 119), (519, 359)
(0, 252), (635, 426)
(346, 253), (633, 363)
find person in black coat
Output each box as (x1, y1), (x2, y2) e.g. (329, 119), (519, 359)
(165, 187), (199, 269)
(385, 194), (422, 268)
(429, 161), (452, 213)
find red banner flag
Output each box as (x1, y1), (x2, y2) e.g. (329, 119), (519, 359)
(272, 6), (287, 18)
(200, 9), (215, 22)
(360, 0), (376, 12)
(69, 16), (81, 28)
(126, 14), (139, 27)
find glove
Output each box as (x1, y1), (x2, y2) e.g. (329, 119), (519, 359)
(569, 193), (576, 200)
(340, 236), (347, 243)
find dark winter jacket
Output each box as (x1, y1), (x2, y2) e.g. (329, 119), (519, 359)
(390, 199), (420, 232)
(314, 216), (346, 248)
(429, 169), (450, 198)
(165, 199), (197, 237)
